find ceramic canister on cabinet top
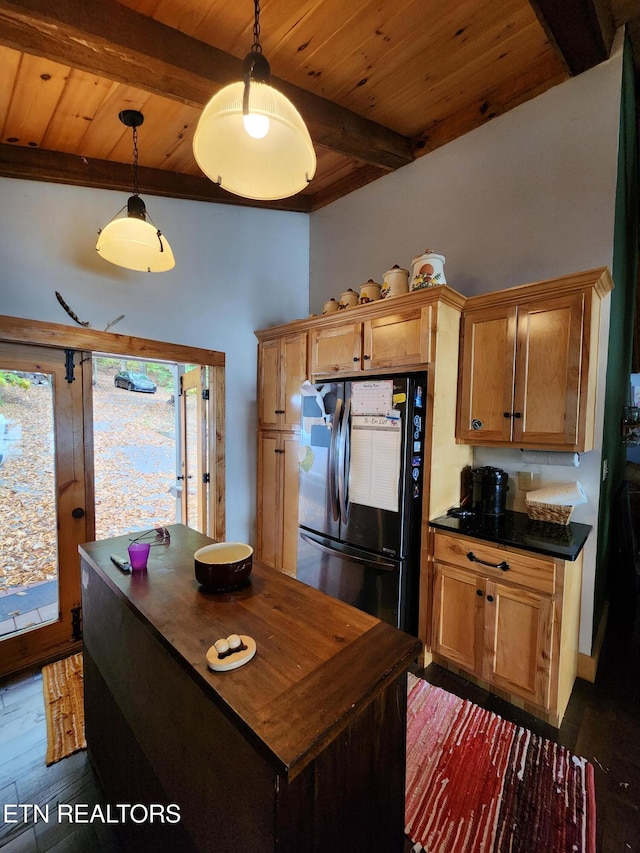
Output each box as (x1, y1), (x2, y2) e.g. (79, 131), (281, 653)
(410, 250), (446, 290)
(323, 297), (339, 314)
(381, 265), (409, 298)
(358, 279), (382, 304)
(339, 288), (359, 309)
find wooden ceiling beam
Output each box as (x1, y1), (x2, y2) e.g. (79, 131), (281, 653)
(0, 143), (313, 212)
(529, 0), (617, 75)
(0, 0), (414, 172)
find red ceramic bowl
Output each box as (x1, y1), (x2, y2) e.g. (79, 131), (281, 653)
(194, 542), (253, 591)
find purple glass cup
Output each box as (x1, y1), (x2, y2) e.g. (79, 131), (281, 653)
(128, 542), (151, 571)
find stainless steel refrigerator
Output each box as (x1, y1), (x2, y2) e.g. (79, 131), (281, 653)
(297, 373), (426, 635)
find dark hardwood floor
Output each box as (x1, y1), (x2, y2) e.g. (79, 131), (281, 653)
(0, 671), (122, 853)
(2, 587), (638, 852)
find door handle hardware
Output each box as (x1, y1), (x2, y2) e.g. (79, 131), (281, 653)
(275, 448), (284, 454)
(299, 533), (395, 570)
(513, 412), (522, 419)
(466, 551), (510, 572)
(363, 354), (370, 360)
(353, 356), (359, 362)
(503, 412), (511, 418)
(71, 507), (85, 518)
(476, 589), (484, 597)
(274, 409), (285, 414)
(486, 594), (495, 603)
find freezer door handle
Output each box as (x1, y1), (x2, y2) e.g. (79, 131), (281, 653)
(337, 394), (351, 524)
(299, 532), (396, 571)
(328, 396), (342, 522)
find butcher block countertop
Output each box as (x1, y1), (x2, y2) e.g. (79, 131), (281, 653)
(78, 523), (422, 782)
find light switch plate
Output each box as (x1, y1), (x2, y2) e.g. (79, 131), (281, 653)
(517, 471), (534, 491)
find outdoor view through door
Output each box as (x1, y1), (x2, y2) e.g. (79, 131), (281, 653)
(92, 357), (210, 541)
(0, 355), (210, 670)
(0, 343), (88, 674)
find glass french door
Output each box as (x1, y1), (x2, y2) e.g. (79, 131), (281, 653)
(179, 366), (209, 533)
(0, 344), (89, 679)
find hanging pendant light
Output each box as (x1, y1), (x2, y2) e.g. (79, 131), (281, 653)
(192, 0), (316, 201)
(96, 110), (175, 273)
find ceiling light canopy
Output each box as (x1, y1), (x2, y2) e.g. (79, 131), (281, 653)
(96, 110), (175, 273)
(193, 0), (316, 201)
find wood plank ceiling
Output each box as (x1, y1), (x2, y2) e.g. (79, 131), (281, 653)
(0, 0), (636, 213)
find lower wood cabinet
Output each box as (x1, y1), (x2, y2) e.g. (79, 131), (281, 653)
(256, 430), (300, 575)
(431, 530), (582, 726)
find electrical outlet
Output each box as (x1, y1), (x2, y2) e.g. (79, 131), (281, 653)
(517, 471), (533, 491)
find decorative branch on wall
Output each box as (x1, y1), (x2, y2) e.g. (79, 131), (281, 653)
(104, 314), (125, 331)
(55, 291), (125, 331)
(55, 291), (90, 327)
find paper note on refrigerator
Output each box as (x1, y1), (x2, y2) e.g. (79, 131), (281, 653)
(350, 380), (393, 415)
(348, 416), (401, 512)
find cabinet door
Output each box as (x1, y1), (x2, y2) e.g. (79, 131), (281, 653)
(258, 339), (280, 430)
(432, 563), (483, 674)
(483, 579), (553, 707)
(363, 306), (431, 370)
(256, 431), (279, 569)
(281, 432), (300, 576)
(457, 305), (517, 443)
(258, 333), (307, 431)
(513, 293), (584, 447)
(281, 332), (307, 430)
(256, 431), (300, 574)
(310, 322), (363, 375)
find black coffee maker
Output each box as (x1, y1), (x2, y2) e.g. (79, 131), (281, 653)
(471, 466), (509, 516)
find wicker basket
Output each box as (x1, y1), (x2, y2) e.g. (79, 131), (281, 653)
(525, 500), (574, 526)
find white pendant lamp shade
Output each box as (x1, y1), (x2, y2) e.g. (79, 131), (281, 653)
(96, 110), (175, 273)
(193, 80), (316, 201)
(96, 198), (175, 273)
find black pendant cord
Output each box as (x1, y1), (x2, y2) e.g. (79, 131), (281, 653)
(131, 125), (140, 197)
(252, 0), (262, 53)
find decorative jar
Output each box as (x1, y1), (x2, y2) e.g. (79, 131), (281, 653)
(381, 265), (409, 298)
(323, 298), (339, 314)
(358, 279), (382, 304)
(339, 288), (359, 309)
(410, 250), (446, 290)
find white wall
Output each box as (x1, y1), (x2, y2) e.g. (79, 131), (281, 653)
(310, 46), (621, 310)
(309, 39), (624, 655)
(0, 179), (310, 543)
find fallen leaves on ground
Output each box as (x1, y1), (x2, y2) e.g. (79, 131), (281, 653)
(0, 368), (179, 591)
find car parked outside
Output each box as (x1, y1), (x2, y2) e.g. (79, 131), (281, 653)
(114, 371), (157, 393)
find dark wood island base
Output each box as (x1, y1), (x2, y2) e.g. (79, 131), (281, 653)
(79, 525), (421, 853)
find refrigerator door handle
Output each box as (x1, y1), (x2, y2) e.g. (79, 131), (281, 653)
(299, 532), (396, 571)
(337, 394), (351, 523)
(328, 396), (342, 522)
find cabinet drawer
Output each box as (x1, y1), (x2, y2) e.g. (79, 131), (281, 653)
(434, 533), (555, 594)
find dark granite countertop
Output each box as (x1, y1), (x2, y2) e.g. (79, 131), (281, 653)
(429, 509), (592, 561)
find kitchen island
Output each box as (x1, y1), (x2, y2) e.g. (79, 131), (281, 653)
(79, 524), (421, 853)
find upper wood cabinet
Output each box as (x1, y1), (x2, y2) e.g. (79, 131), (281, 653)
(257, 331), (307, 430)
(310, 305), (432, 377)
(456, 268), (613, 451)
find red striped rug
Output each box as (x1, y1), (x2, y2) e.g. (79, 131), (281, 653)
(405, 675), (596, 853)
